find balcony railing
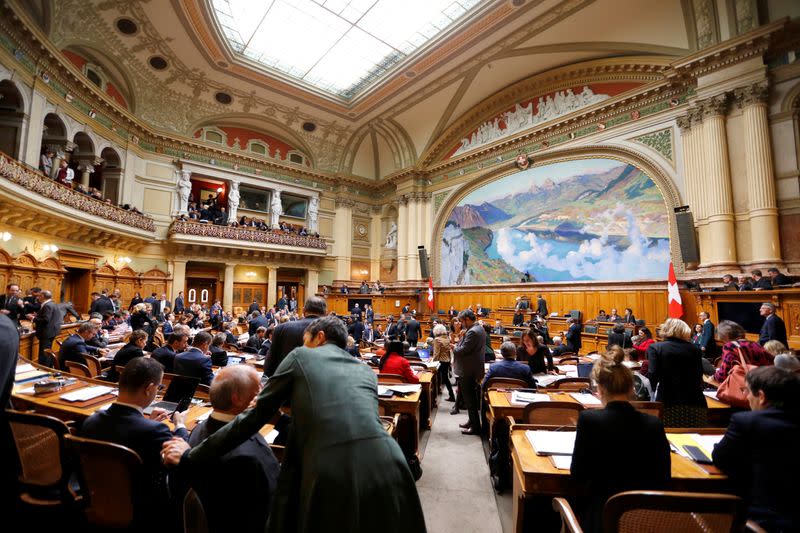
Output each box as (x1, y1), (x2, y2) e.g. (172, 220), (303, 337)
(169, 219), (327, 249)
(0, 152), (155, 232)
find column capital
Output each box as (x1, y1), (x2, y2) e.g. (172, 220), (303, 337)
(733, 82), (769, 108)
(700, 94), (729, 118)
(397, 194), (410, 206)
(370, 204), (383, 215)
(335, 197), (355, 209)
(676, 115), (692, 132)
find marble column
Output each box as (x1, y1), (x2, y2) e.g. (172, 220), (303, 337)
(267, 267), (278, 308)
(735, 83), (783, 265)
(406, 195), (419, 280)
(223, 264), (235, 313)
(677, 110), (705, 266)
(700, 94), (738, 267)
(306, 268), (319, 297)
(397, 197), (408, 280)
(80, 165), (93, 187)
(24, 90), (47, 168)
(169, 260), (187, 302)
(369, 206), (382, 281)
(333, 198), (354, 280)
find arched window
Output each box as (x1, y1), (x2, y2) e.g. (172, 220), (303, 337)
(205, 130), (224, 144)
(248, 140), (268, 155)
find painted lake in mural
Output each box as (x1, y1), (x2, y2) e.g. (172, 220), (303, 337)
(440, 158), (670, 285)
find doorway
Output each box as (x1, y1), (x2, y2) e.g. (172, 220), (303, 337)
(186, 278), (218, 308)
(61, 267), (92, 313)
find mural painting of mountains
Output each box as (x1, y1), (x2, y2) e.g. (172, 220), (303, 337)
(440, 158), (670, 285)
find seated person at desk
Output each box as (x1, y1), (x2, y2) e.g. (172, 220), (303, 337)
(595, 309), (608, 322)
(86, 315), (109, 348)
(714, 320), (774, 383)
(248, 327), (268, 354)
(713, 367), (800, 532)
(512, 308), (525, 326)
(257, 326), (274, 358)
(606, 308), (622, 322)
(151, 331), (188, 373)
(106, 329), (148, 382)
(768, 267), (792, 287)
(223, 322), (238, 345)
(516, 329), (555, 374)
(551, 336), (568, 358)
(59, 322), (108, 366)
(482, 341), (535, 391)
(174, 331), (215, 386)
(209, 332), (229, 367)
(81, 357), (189, 530)
(188, 365), (279, 533)
(571, 347), (670, 532)
(631, 326), (654, 359)
(623, 307), (636, 324)
(492, 319), (506, 335)
(163, 316), (426, 532)
(606, 323), (629, 349)
(345, 335), (361, 358)
(378, 341), (419, 383)
(737, 274), (753, 291)
(751, 269), (773, 290)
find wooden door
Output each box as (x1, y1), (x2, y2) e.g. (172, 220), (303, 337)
(186, 278), (217, 307)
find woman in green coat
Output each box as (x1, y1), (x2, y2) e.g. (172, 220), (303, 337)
(163, 315), (426, 533)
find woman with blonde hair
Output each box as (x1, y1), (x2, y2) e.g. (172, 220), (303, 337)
(646, 318), (707, 427)
(432, 323), (455, 401)
(571, 346), (670, 532)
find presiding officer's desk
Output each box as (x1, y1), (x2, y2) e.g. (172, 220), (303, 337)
(510, 426), (730, 533)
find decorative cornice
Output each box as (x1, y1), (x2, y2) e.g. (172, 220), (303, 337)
(335, 198), (356, 209)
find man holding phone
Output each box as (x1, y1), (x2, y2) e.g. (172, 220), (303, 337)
(80, 358), (190, 529)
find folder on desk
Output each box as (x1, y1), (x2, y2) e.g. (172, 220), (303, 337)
(526, 430), (576, 455)
(550, 455), (573, 470)
(60, 385), (115, 402)
(569, 393), (601, 406)
(511, 391), (550, 404)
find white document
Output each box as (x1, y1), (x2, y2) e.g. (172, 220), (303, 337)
(533, 374), (561, 387)
(385, 384), (422, 394)
(15, 364), (35, 374)
(378, 385), (389, 395)
(511, 391), (550, 404)
(60, 385), (114, 402)
(586, 354), (601, 361)
(556, 365), (576, 372)
(195, 410), (212, 423)
(425, 361), (440, 370)
(550, 455), (573, 470)
(694, 434), (724, 456)
(703, 390), (718, 400)
(569, 392), (602, 406)
(526, 430), (577, 455)
(265, 429), (280, 444)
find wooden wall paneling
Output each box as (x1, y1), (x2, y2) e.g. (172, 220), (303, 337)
(0, 249), (12, 291)
(141, 268), (169, 299)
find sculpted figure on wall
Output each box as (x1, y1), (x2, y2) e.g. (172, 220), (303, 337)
(453, 86), (610, 156)
(270, 190), (282, 228)
(308, 196), (319, 233)
(176, 169), (192, 215)
(227, 181), (240, 223)
(385, 221), (398, 249)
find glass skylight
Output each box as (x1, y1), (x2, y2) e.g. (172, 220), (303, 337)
(211, 0), (483, 99)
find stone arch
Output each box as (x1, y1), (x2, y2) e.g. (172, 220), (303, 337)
(72, 131), (95, 155)
(60, 43), (136, 111)
(99, 146), (123, 203)
(339, 119), (417, 177)
(430, 145), (685, 285)
(0, 79), (25, 159)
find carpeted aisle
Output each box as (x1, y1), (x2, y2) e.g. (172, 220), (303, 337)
(417, 402), (503, 533)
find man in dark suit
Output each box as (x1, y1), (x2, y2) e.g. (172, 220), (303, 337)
(767, 267), (791, 287)
(154, 293), (169, 320)
(173, 291), (185, 314)
(22, 287), (41, 316)
(257, 327), (273, 357)
(0, 314), (19, 409)
(144, 292), (158, 306)
(32, 290), (62, 366)
(348, 318), (365, 344)
(106, 330), (148, 382)
(453, 309), (486, 435)
(89, 292), (114, 316)
(248, 310), (270, 336)
(247, 327), (267, 351)
(152, 331), (188, 373)
(265, 296), (327, 377)
(551, 336), (568, 357)
(174, 331), (215, 386)
(536, 294), (548, 317)
(698, 311), (717, 360)
(209, 332), (229, 367)
(721, 274), (738, 291)
(405, 316), (421, 347)
(481, 342), (535, 392)
(59, 322), (107, 366)
(751, 269), (773, 290)
(81, 357), (189, 530)
(713, 366), (800, 531)
(565, 317), (582, 354)
(385, 316), (398, 340)
(187, 365), (280, 533)
(0, 283), (24, 326)
(758, 302), (788, 347)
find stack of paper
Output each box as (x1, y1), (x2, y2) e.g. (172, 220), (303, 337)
(703, 390), (719, 400)
(550, 455), (573, 470)
(60, 385), (114, 402)
(569, 392), (601, 406)
(384, 384), (422, 394)
(533, 374), (561, 387)
(511, 391), (550, 404)
(15, 364), (35, 374)
(526, 430), (577, 455)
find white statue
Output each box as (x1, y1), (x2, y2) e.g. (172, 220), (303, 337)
(384, 221), (398, 249)
(227, 181), (240, 223)
(308, 196), (319, 233)
(176, 169), (191, 215)
(270, 190), (282, 228)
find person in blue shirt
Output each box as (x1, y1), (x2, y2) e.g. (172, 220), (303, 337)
(481, 341), (536, 392)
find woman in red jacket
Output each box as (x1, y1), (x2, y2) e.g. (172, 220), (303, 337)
(378, 341), (419, 384)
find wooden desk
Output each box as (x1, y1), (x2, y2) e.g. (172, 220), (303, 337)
(374, 368), (435, 431)
(378, 391), (421, 457)
(510, 427), (730, 533)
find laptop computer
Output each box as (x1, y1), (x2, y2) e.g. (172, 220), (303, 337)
(144, 375), (200, 414)
(226, 355), (245, 365)
(414, 348), (430, 360)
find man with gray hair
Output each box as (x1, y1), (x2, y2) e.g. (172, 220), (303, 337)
(188, 365), (279, 533)
(758, 302), (788, 347)
(481, 341), (535, 392)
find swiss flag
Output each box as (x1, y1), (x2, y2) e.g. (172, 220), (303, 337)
(426, 277), (435, 312)
(667, 262), (683, 318)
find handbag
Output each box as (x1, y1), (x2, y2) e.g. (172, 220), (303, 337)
(716, 342), (756, 408)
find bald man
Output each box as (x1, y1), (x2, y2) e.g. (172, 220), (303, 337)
(187, 365), (279, 533)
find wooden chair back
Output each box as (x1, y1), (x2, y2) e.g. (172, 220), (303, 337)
(409, 363), (428, 372)
(65, 361), (92, 378)
(630, 401), (664, 420)
(82, 354), (103, 377)
(195, 384), (210, 400)
(521, 401), (584, 426)
(5, 409), (74, 505)
(183, 489), (209, 533)
(602, 490), (745, 533)
(44, 349), (60, 370)
(377, 373), (407, 384)
(548, 377), (592, 392)
(64, 434), (142, 529)
(556, 356), (581, 365)
(485, 377), (529, 390)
